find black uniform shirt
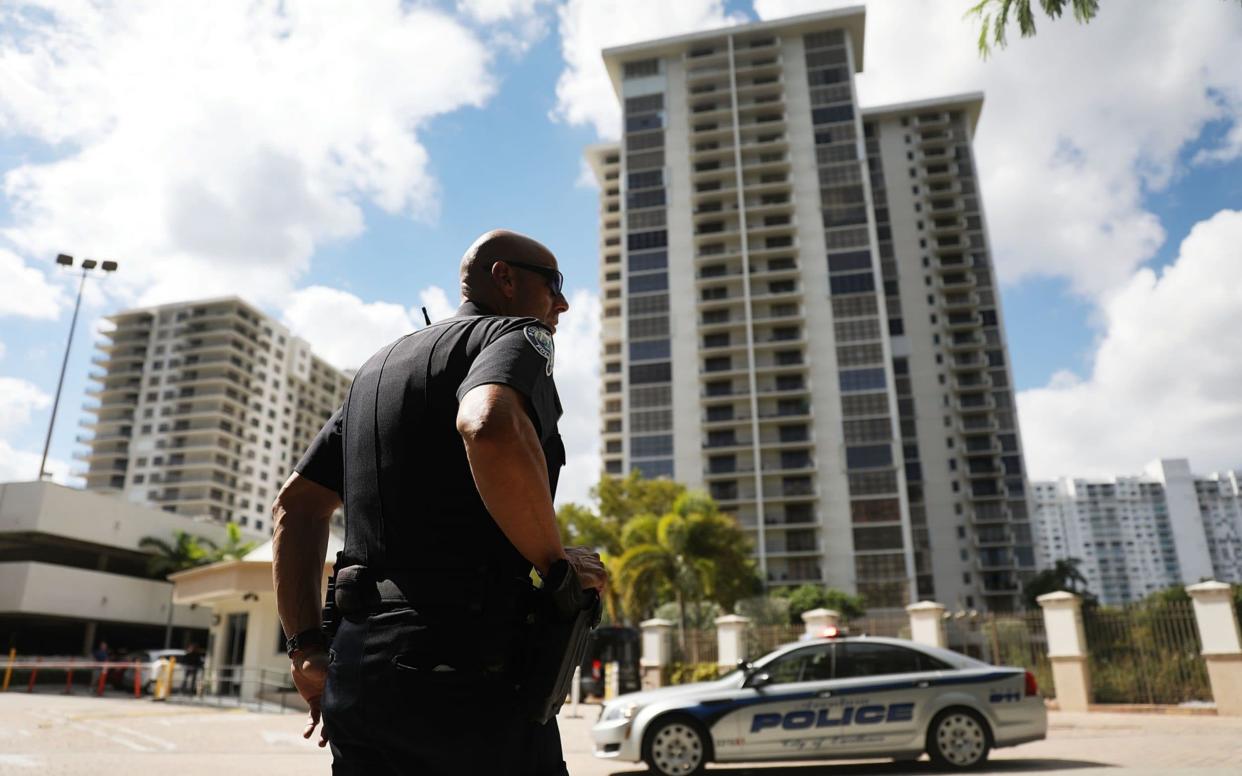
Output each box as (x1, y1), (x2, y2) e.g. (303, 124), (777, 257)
(294, 301), (563, 577)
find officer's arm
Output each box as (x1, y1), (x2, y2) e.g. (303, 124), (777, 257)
(457, 384), (566, 575)
(271, 473), (339, 649)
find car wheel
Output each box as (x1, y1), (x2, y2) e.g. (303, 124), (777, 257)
(642, 715), (709, 776)
(926, 707), (991, 770)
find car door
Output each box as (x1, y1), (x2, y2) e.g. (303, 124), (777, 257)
(732, 644), (836, 758)
(826, 642), (946, 754)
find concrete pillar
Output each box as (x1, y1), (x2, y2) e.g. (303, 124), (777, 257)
(715, 614), (751, 673)
(906, 601), (947, 649)
(1187, 581), (1242, 716)
(801, 608), (840, 639)
(640, 618), (673, 690)
(1038, 591), (1091, 712)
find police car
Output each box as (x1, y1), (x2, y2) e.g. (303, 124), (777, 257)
(592, 633), (1046, 774)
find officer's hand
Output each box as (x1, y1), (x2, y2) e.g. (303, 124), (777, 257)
(565, 546), (607, 593)
(290, 649), (330, 748)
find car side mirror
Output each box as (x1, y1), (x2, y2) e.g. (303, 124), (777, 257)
(746, 671), (772, 689)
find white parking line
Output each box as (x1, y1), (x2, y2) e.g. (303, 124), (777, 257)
(0, 754), (43, 768)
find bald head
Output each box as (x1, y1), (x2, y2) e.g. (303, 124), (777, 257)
(460, 229), (557, 304)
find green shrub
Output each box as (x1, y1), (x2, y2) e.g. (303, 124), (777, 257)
(663, 662), (721, 685)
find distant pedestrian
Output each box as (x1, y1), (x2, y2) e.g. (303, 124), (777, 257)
(180, 643), (204, 695)
(90, 641), (109, 695)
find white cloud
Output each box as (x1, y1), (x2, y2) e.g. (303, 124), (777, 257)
(574, 157), (599, 190)
(0, 376), (50, 435)
(281, 286), (420, 371)
(419, 285), (459, 324)
(0, 376), (71, 484)
(753, 0), (1242, 298)
(552, 0), (749, 139)
(0, 249), (64, 319)
(0, 339), (6, 360)
(551, 288), (601, 507)
(458, 0), (543, 24)
(1017, 210), (1242, 480)
(0, 2), (497, 310)
(281, 282), (600, 505)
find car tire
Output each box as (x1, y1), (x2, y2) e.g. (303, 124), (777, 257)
(926, 707), (991, 770)
(642, 715), (710, 776)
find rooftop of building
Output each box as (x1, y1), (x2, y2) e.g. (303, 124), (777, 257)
(601, 6), (866, 98)
(862, 92), (985, 134)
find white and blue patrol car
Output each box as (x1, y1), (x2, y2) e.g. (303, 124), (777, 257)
(592, 635), (1046, 774)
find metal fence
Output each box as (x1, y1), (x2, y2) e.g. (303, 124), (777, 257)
(944, 611), (1054, 698)
(1082, 601), (1210, 705)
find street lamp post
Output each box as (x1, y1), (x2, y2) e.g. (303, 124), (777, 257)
(38, 254), (118, 482)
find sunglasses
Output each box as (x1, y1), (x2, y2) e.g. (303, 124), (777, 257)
(499, 260), (565, 297)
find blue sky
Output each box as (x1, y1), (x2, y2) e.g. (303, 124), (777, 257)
(1, 0), (1240, 501)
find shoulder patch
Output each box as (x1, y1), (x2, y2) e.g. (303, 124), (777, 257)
(523, 325), (555, 376)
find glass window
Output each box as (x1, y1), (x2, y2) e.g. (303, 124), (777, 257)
(834, 643), (947, 678)
(839, 368), (887, 393)
(763, 645), (833, 685)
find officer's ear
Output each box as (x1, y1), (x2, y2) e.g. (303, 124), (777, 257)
(491, 260), (518, 299)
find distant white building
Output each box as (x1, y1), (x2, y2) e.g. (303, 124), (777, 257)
(1031, 459), (1242, 605)
(79, 296), (351, 535)
(0, 481), (228, 655)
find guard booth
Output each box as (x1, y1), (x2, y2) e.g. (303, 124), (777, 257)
(169, 533), (342, 706)
(579, 626), (640, 699)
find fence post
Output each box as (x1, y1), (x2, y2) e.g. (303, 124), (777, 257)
(1186, 580), (1242, 716)
(801, 608), (840, 639)
(906, 601), (947, 649)
(1038, 591), (1090, 712)
(715, 614), (751, 675)
(640, 618), (673, 691)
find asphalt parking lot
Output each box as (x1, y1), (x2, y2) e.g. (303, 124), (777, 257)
(1, 692), (1240, 774)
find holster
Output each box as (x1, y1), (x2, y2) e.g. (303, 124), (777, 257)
(321, 551), (345, 642)
(517, 560), (602, 725)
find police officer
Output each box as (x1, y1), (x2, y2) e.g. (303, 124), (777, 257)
(271, 229), (607, 775)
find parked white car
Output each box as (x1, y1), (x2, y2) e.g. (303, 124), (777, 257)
(593, 635), (1046, 774)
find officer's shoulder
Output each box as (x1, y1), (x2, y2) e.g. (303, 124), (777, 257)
(481, 315), (549, 338)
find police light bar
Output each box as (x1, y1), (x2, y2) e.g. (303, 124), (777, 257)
(819, 626), (840, 638)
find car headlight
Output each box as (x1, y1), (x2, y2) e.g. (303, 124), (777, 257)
(601, 702), (639, 722)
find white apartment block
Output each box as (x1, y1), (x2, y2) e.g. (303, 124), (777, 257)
(79, 297), (350, 535)
(588, 7), (1034, 611)
(1032, 459), (1242, 606)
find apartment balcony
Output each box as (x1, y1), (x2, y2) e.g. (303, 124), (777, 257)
(757, 404), (811, 421)
(951, 372), (992, 392)
(734, 78), (783, 101)
(973, 526), (1013, 548)
(690, 123), (733, 143)
(964, 459), (1004, 479)
(929, 216), (968, 236)
(924, 179), (964, 197)
(743, 220), (795, 240)
(701, 413), (752, 429)
(732, 53), (782, 76)
(939, 292), (980, 312)
(698, 338), (747, 354)
(946, 332), (986, 352)
(703, 464), (757, 481)
(975, 553), (1017, 573)
(914, 111), (951, 129)
(763, 544), (823, 559)
(752, 334), (806, 351)
(955, 394), (996, 413)
(916, 127), (956, 148)
(684, 44), (729, 66)
(957, 415), (999, 434)
(936, 271), (976, 293)
(690, 142), (736, 163)
(691, 162), (736, 185)
(927, 196), (965, 215)
(85, 381), (142, 400)
(688, 102), (733, 123)
(962, 436), (1003, 456)
(943, 312), (982, 332)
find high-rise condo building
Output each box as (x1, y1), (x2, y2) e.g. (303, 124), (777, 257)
(79, 297), (350, 535)
(1032, 459), (1242, 605)
(587, 7), (1034, 610)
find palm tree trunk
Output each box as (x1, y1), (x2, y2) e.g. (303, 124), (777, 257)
(676, 590), (688, 661)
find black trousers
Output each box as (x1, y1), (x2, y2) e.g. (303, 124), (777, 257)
(322, 608), (569, 776)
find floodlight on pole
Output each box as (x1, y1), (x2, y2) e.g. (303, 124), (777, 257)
(38, 255), (120, 482)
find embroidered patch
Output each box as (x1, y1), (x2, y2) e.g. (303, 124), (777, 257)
(524, 325), (555, 376)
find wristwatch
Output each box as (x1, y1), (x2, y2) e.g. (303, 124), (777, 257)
(286, 627), (327, 658)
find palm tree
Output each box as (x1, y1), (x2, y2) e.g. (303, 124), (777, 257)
(1022, 557), (1095, 608)
(967, 0), (1100, 57)
(615, 493), (759, 659)
(207, 522), (257, 563)
(138, 530), (216, 577)
(139, 530), (217, 648)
